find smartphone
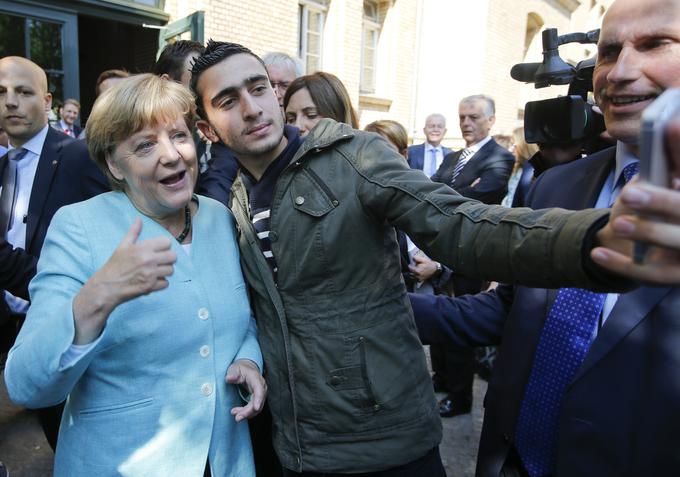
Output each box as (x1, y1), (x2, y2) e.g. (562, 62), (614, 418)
(634, 89), (680, 262)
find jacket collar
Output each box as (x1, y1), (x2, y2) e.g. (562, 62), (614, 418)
(291, 118), (355, 164)
(25, 127), (65, 250)
(570, 285), (672, 387)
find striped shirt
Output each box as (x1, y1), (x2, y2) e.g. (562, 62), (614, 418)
(240, 126), (302, 280)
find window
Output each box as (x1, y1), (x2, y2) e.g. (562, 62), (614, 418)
(299, 0), (328, 74)
(523, 13), (544, 59)
(0, 13), (65, 101)
(361, 0), (380, 93)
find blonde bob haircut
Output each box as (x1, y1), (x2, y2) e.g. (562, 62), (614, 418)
(364, 120), (409, 157)
(511, 126), (539, 168)
(87, 73), (196, 191)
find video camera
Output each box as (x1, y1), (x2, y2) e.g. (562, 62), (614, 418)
(511, 28), (605, 145)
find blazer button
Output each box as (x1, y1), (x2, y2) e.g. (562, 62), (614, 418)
(201, 383), (213, 396)
(502, 433), (511, 443)
(269, 231), (278, 242)
(295, 196), (305, 205)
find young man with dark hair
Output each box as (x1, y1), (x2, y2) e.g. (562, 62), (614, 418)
(153, 40), (205, 86)
(94, 68), (129, 97)
(189, 40), (680, 476)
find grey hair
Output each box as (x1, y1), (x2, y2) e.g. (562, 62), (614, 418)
(460, 94), (495, 118)
(262, 51), (303, 77)
(425, 113), (446, 127)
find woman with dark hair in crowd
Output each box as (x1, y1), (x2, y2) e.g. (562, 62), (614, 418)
(283, 71), (359, 136)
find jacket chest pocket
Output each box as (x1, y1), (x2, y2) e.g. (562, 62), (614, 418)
(289, 168), (339, 217)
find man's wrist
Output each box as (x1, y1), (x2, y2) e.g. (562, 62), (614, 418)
(434, 262), (442, 276)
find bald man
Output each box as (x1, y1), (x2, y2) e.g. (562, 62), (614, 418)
(0, 56), (108, 449)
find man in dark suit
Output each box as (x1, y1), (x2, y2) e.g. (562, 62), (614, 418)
(0, 56), (109, 450)
(410, 0), (680, 474)
(432, 95), (514, 204)
(427, 94), (514, 418)
(407, 113), (451, 176)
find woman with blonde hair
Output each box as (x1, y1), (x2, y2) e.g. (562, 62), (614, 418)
(283, 71), (359, 136)
(501, 127), (539, 207)
(364, 119), (409, 159)
(5, 74), (265, 477)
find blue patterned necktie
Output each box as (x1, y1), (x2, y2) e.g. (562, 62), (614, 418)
(451, 148), (473, 183)
(0, 148), (28, 234)
(428, 148), (438, 177)
(617, 161), (640, 189)
(514, 160), (639, 477)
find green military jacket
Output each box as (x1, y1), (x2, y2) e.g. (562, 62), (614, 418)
(230, 119), (613, 473)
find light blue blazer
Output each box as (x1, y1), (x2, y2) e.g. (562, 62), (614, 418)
(5, 192), (262, 477)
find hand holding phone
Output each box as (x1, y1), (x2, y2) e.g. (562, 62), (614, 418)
(633, 89), (680, 262)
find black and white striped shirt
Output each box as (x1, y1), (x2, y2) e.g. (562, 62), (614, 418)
(240, 126), (302, 280)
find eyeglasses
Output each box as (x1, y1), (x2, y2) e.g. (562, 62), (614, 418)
(271, 81), (291, 92)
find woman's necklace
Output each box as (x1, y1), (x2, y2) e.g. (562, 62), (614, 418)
(175, 204), (191, 243)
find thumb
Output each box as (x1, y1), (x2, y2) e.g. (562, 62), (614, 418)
(226, 364), (243, 384)
(413, 254), (427, 264)
(121, 218), (143, 246)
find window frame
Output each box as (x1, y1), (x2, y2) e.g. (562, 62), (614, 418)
(298, 0), (329, 74)
(360, 0), (381, 94)
(0, 1), (79, 102)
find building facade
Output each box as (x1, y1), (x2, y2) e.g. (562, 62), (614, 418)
(1, 0), (612, 146)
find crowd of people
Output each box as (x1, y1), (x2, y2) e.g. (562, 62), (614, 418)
(1, 0), (680, 476)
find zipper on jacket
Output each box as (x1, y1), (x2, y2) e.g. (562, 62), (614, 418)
(304, 168), (339, 204)
(358, 336), (380, 411)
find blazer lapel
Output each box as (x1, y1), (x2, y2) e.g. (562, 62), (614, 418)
(535, 149), (616, 310)
(570, 285), (672, 386)
(26, 129), (61, 250)
(452, 140), (495, 186)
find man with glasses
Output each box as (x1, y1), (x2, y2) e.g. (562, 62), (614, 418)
(262, 52), (302, 112)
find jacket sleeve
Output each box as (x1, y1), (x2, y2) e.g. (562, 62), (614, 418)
(409, 284), (514, 347)
(195, 147), (239, 208)
(430, 152), (452, 183)
(4, 206), (102, 408)
(351, 134), (627, 292)
(0, 239), (37, 299)
(233, 312), (263, 372)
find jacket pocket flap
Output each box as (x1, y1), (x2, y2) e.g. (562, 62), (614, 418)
(326, 365), (364, 390)
(290, 169), (338, 217)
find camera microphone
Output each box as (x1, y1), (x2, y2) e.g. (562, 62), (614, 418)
(510, 62), (541, 83)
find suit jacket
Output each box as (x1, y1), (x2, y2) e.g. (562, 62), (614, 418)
(51, 122), (83, 138)
(431, 138), (514, 205)
(510, 161), (534, 208)
(0, 239), (36, 300)
(410, 146), (679, 476)
(0, 128), (109, 323)
(5, 192), (262, 477)
(406, 142), (451, 172)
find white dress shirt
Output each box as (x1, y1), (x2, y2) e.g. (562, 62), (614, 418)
(465, 135), (493, 158)
(593, 141), (639, 333)
(58, 119), (74, 136)
(3, 125), (49, 313)
(424, 143), (445, 177)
